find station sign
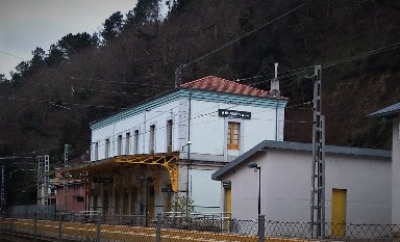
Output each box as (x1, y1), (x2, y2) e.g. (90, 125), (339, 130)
(222, 181), (231, 188)
(93, 177), (113, 184)
(218, 109), (251, 119)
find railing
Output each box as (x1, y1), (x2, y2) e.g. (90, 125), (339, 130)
(1, 212), (400, 242)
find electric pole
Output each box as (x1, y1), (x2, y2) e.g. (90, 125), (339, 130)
(63, 144), (69, 212)
(1, 165), (5, 212)
(310, 65), (326, 238)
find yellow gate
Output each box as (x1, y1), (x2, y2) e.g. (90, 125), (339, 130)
(331, 188), (347, 237)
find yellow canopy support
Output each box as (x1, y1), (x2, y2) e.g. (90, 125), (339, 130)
(63, 152), (179, 192)
(114, 153), (179, 192)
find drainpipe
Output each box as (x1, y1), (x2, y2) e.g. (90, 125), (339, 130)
(275, 99), (278, 141)
(187, 92), (192, 160)
(186, 92), (192, 217)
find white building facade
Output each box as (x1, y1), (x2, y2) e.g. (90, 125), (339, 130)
(212, 140), (391, 226)
(86, 76), (287, 214)
(369, 102), (400, 224)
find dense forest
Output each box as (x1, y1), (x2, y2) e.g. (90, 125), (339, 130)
(0, 0), (399, 205)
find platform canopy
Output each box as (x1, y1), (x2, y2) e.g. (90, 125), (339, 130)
(61, 152), (179, 192)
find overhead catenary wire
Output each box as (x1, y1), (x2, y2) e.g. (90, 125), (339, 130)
(184, 0), (312, 67)
(0, 95), (127, 110)
(323, 41), (400, 69)
(0, 50), (27, 61)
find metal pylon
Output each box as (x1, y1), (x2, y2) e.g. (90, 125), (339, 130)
(310, 65), (325, 238)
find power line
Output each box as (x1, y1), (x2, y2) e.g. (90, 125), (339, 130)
(184, 0), (312, 67)
(188, 0), (267, 38)
(0, 50), (27, 61)
(0, 96), (127, 110)
(1, 80), (161, 97)
(324, 41), (400, 68)
(122, 0), (270, 67)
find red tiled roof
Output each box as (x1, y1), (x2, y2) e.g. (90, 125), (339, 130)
(180, 76), (271, 98)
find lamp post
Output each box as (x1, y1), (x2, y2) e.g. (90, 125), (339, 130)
(22, 189), (27, 219)
(141, 176), (153, 227)
(248, 162), (261, 215)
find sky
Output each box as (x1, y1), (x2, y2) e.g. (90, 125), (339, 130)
(0, 0), (139, 79)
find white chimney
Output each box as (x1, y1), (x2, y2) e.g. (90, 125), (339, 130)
(270, 62), (280, 98)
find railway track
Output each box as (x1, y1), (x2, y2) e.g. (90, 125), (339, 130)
(1, 230), (60, 242)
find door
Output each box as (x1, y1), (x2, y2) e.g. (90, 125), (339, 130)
(331, 189), (347, 237)
(148, 186), (155, 222)
(225, 188), (232, 215)
(224, 187), (232, 231)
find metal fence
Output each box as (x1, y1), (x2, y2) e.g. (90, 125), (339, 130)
(1, 212), (400, 242)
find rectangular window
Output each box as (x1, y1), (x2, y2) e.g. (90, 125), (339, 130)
(167, 120), (173, 153)
(134, 130), (139, 154)
(76, 196), (84, 202)
(117, 135), (123, 155)
(227, 122), (240, 150)
(125, 132), (130, 155)
(105, 139), (110, 158)
(94, 142), (99, 160)
(150, 125), (155, 154)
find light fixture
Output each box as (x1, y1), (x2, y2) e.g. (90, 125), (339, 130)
(248, 162), (261, 215)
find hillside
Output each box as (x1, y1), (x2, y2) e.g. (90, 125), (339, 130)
(0, 0), (399, 161)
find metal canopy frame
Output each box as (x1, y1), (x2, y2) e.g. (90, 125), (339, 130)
(62, 152), (179, 192)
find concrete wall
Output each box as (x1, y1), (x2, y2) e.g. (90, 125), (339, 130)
(179, 99), (285, 162)
(91, 100), (181, 160)
(223, 149), (391, 223)
(189, 166), (221, 213)
(89, 90), (287, 215)
(91, 95), (285, 163)
(56, 184), (85, 212)
(392, 116), (400, 224)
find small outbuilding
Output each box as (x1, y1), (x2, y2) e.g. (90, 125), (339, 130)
(368, 101), (400, 224)
(212, 140), (391, 226)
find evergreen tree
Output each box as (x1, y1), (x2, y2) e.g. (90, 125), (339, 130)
(46, 44), (65, 66)
(0, 73), (8, 83)
(58, 32), (97, 55)
(29, 47), (46, 73)
(101, 11), (124, 43)
(126, 0), (161, 26)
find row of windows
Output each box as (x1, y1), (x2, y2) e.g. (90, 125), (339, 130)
(93, 120), (240, 160)
(93, 120), (174, 160)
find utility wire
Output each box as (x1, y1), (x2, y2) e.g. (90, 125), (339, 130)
(0, 96), (127, 110)
(0, 50), (27, 61)
(324, 41), (400, 68)
(124, 0), (269, 66)
(185, 0), (312, 67)
(189, 0), (266, 38)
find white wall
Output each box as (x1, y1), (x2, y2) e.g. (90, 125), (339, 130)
(392, 117), (400, 224)
(185, 99), (284, 161)
(91, 100), (181, 161)
(224, 149), (391, 224)
(89, 91), (287, 216)
(189, 168), (221, 213)
(91, 96), (285, 163)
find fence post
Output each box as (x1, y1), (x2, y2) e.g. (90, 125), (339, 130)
(10, 217), (14, 241)
(96, 213), (101, 242)
(0, 215), (2, 241)
(258, 214), (265, 242)
(156, 214), (162, 242)
(34, 212), (37, 242)
(58, 213), (62, 242)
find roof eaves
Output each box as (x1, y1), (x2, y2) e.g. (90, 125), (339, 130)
(89, 88), (179, 127)
(180, 85), (288, 100)
(367, 102), (400, 118)
(212, 140), (268, 181)
(212, 140), (391, 180)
